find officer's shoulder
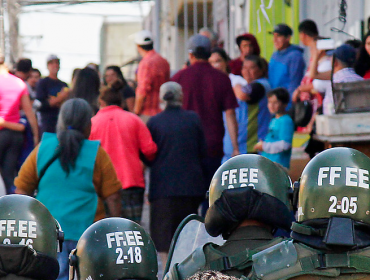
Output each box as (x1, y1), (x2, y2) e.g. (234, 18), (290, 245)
(251, 239), (300, 279)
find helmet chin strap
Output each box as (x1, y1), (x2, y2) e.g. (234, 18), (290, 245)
(292, 218), (370, 251)
(69, 249), (77, 280)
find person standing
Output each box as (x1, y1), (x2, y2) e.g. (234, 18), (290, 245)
(70, 67), (101, 114)
(133, 30), (170, 123)
(14, 58), (32, 82)
(293, 19), (320, 104)
(0, 53), (38, 194)
(104, 65), (136, 112)
(35, 54), (69, 134)
(164, 154), (293, 280)
(26, 68), (41, 100)
(147, 82), (207, 268)
(354, 31), (370, 79)
(229, 33), (260, 75)
(268, 24), (305, 107)
(15, 98), (122, 280)
(90, 81), (157, 224)
(248, 148), (370, 279)
(171, 35), (239, 193)
(254, 88), (294, 169)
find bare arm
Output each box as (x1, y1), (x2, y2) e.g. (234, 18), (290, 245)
(233, 84), (250, 101)
(126, 97), (135, 112)
(313, 70), (331, 81)
(20, 94), (39, 145)
(225, 109), (240, 157)
(134, 94), (145, 115)
(105, 191), (121, 217)
(48, 87), (70, 108)
(0, 117), (25, 131)
(308, 48), (331, 80)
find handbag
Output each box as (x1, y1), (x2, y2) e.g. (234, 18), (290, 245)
(288, 100), (313, 128)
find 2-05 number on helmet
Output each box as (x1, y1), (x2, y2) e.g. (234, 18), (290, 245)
(328, 196), (357, 214)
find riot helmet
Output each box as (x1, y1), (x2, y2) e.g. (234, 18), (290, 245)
(298, 147), (370, 223)
(69, 217), (158, 280)
(0, 194), (63, 280)
(205, 154), (293, 238)
(291, 147), (370, 249)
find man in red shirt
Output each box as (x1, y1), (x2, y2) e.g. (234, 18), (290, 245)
(134, 30), (170, 123)
(171, 34), (239, 199)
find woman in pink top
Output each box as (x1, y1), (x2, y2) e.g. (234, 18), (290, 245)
(0, 56), (39, 194)
(90, 80), (157, 224)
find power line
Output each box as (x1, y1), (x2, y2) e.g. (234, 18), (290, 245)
(21, 9), (142, 16)
(18, 0), (149, 6)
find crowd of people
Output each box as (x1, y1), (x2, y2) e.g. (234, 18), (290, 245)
(1, 17), (370, 280)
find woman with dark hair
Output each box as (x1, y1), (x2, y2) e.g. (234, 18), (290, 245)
(71, 68), (81, 88)
(104, 65), (135, 111)
(71, 67), (100, 113)
(354, 31), (370, 79)
(14, 98), (121, 280)
(209, 47), (248, 99)
(209, 49), (270, 162)
(90, 81), (157, 225)
(222, 55), (271, 162)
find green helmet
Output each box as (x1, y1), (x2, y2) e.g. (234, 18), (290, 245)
(205, 154), (293, 238)
(70, 217), (158, 280)
(0, 194), (63, 258)
(298, 147), (370, 224)
(209, 154), (292, 207)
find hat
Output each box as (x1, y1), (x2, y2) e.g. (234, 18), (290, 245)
(327, 44), (357, 66)
(160, 82), (183, 106)
(47, 54), (60, 64)
(235, 33), (261, 55)
(134, 30), (153, 46)
(188, 34), (211, 54)
(269, 24), (293, 36)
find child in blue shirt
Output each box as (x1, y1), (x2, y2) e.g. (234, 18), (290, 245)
(254, 87), (294, 169)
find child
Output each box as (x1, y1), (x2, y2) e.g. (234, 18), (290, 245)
(254, 87), (294, 169)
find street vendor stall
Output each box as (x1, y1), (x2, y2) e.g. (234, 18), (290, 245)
(315, 80), (370, 157)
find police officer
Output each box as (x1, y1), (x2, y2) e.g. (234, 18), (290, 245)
(0, 194), (64, 280)
(69, 217), (158, 280)
(249, 147), (370, 279)
(164, 154), (293, 279)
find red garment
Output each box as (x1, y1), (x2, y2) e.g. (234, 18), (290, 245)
(136, 50), (170, 116)
(90, 106), (157, 189)
(171, 61), (238, 158)
(0, 73), (28, 126)
(363, 69), (370, 79)
(229, 58), (243, 76)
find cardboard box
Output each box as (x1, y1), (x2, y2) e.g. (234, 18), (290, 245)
(316, 112), (370, 136)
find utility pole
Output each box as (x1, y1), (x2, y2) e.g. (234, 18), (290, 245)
(0, 0), (5, 57)
(7, 0), (20, 64)
(154, 0), (160, 53)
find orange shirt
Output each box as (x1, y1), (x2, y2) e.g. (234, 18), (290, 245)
(90, 106), (157, 189)
(136, 50), (170, 116)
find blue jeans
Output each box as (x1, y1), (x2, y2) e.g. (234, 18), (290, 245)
(57, 240), (78, 280)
